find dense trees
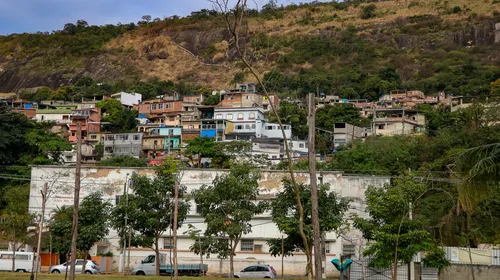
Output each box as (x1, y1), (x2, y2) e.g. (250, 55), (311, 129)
(268, 179), (348, 273)
(192, 164), (266, 278)
(0, 105), (71, 211)
(113, 159), (189, 276)
(49, 192), (111, 272)
(96, 99), (138, 132)
(353, 175), (448, 279)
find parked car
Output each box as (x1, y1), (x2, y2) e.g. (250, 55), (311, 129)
(234, 265), (277, 278)
(50, 259), (100, 274)
(0, 251), (36, 272)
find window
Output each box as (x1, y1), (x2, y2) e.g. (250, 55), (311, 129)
(106, 135), (114, 141)
(216, 114), (223, 119)
(226, 113), (233, 120)
(165, 103), (172, 109)
(143, 255), (155, 264)
(249, 113), (255, 120)
(90, 135), (97, 140)
(245, 124), (250, 129)
(240, 240), (254, 251)
(151, 104), (157, 110)
(188, 125), (194, 129)
(325, 242), (330, 254)
(115, 195), (122, 205)
(163, 238), (173, 249)
(266, 126), (273, 130)
(158, 104), (164, 110)
(196, 204), (202, 214)
(299, 143), (305, 148)
(246, 95), (250, 100)
(237, 113), (244, 120)
(196, 98), (200, 102)
(76, 260), (84, 266)
(133, 135), (140, 141)
(256, 266), (270, 272)
(236, 125), (243, 130)
(272, 155), (278, 159)
(242, 266), (257, 272)
(0, 254), (29, 260)
(252, 124), (256, 129)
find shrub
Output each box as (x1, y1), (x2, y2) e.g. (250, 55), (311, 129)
(450, 6), (462, 14)
(361, 4), (377, 19)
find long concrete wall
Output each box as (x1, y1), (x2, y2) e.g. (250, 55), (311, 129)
(29, 166), (390, 274)
(440, 264), (500, 280)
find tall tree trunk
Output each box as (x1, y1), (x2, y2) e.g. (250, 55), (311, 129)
(211, 2), (312, 277)
(11, 241), (16, 272)
(81, 250), (88, 274)
(392, 262), (398, 280)
(306, 247), (313, 278)
(155, 237), (161, 276)
(466, 213), (476, 280)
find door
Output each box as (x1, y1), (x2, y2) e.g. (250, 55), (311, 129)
(75, 260), (84, 273)
(240, 266), (257, 278)
(142, 255), (156, 275)
(255, 266), (271, 278)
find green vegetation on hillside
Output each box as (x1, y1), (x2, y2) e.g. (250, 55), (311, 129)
(0, 0), (499, 98)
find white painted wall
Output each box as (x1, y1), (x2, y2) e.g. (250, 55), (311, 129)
(29, 167), (388, 274)
(35, 113), (71, 123)
(113, 92), (142, 107)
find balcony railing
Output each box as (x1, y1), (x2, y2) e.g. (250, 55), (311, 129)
(142, 145), (166, 150)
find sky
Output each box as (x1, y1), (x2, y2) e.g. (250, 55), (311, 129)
(0, 0), (324, 35)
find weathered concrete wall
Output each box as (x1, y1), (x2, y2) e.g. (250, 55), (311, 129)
(29, 166), (389, 274)
(440, 264), (500, 280)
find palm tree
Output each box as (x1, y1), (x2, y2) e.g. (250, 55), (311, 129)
(455, 143), (500, 187)
(453, 143), (500, 280)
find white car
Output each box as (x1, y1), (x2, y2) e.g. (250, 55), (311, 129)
(50, 259), (100, 274)
(234, 265), (277, 278)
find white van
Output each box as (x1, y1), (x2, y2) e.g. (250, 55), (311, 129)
(0, 251), (37, 272)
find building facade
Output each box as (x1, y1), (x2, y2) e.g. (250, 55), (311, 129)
(28, 166), (389, 275)
(103, 133), (143, 159)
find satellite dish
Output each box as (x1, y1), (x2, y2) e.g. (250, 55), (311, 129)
(212, 91), (218, 95)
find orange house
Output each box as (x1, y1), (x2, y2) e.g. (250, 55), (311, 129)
(218, 92), (262, 108)
(69, 108), (101, 143)
(138, 101), (183, 118)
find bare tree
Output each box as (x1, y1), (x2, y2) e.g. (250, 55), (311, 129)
(208, 0), (312, 277)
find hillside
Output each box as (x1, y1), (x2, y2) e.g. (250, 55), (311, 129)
(1, 0), (500, 100)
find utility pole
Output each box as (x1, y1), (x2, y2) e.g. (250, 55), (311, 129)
(34, 183), (48, 280)
(308, 92), (321, 280)
(69, 121), (82, 280)
(172, 174), (180, 280)
(409, 202), (415, 280)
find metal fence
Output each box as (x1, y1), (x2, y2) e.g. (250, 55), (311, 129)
(348, 258), (409, 280)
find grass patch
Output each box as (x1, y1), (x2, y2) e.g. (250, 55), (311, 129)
(0, 273), (221, 280)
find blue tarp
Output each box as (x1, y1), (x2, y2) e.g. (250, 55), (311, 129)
(200, 130), (216, 138)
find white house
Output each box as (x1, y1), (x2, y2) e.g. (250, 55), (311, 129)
(111, 92), (142, 108)
(215, 107), (292, 140)
(28, 166), (388, 275)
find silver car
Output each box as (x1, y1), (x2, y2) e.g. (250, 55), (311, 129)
(234, 264), (277, 278)
(50, 259), (100, 274)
